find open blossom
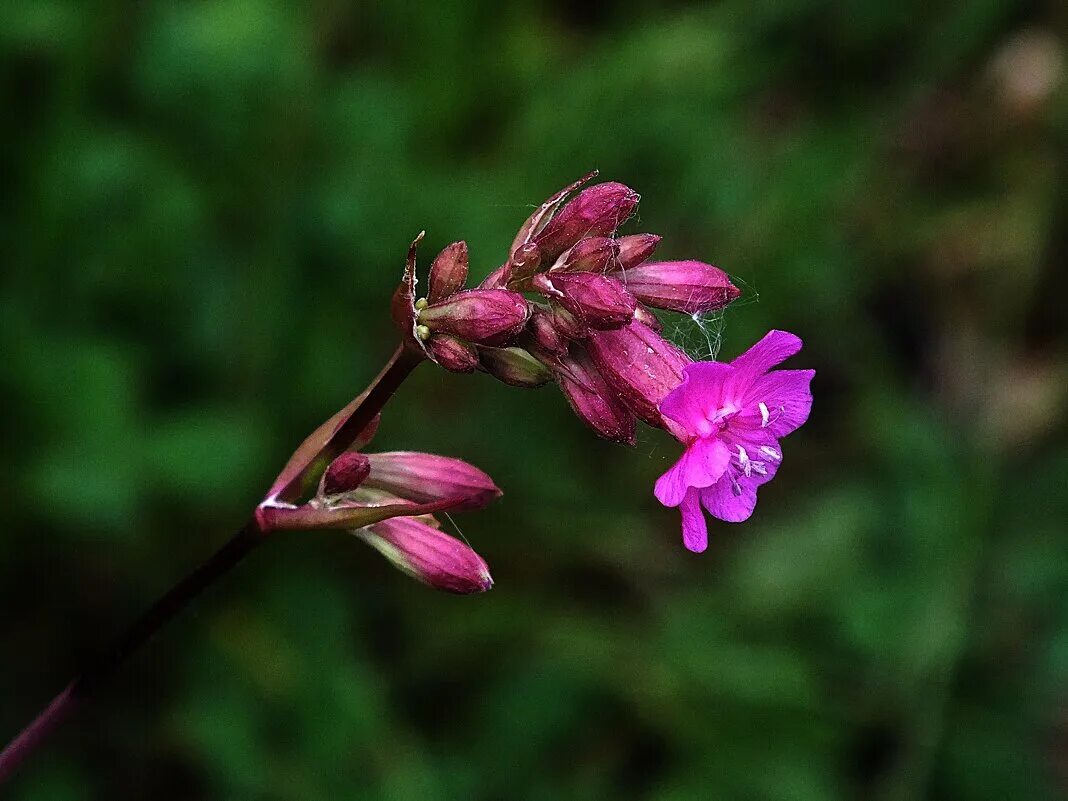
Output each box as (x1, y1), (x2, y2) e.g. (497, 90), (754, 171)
(654, 330), (814, 553)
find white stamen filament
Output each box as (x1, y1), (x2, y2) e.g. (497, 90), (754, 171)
(759, 446), (781, 461)
(759, 402), (770, 428)
(735, 445), (768, 478)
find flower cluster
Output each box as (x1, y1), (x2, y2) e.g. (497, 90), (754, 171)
(392, 173), (813, 556)
(397, 173), (742, 444)
(325, 172), (814, 590)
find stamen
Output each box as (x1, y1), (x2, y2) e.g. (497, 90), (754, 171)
(759, 402), (770, 428)
(737, 445), (751, 477)
(759, 446), (781, 461)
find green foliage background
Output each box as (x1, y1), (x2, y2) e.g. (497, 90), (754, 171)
(3, 1), (1067, 799)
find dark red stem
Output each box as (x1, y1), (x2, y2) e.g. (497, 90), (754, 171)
(0, 344), (424, 785)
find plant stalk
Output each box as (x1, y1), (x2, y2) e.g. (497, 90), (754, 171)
(0, 343), (423, 785)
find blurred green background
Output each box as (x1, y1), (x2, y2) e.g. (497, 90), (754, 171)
(2, 1), (1067, 799)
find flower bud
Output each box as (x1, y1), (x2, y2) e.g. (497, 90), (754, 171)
(365, 452), (502, 510)
(550, 304), (588, 340)
(533, 272), (636, 330)
(633, 303), (663, 333)
(417, 289), (529, 345)
(359, 517), (493, 594)
(555, 347), (636, 444)
(427, 241), (469, 302)
(615, 234), (661, 271)
(479, 263), (511, 289)
(533, 182), (639, 261)
(322, 452), (371, 495)
(478, 345), (552, 388)
(553, 236), (619, 273)
(428, 334), (479, 373)
(510, 172), (597, 253)
(622, 260), (740, 313)
(586, 320), (691, 427)
(507, 242), (542, 283)
(528, 306), (569, 356)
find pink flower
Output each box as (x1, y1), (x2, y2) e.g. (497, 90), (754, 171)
(654, 330), (814, 553)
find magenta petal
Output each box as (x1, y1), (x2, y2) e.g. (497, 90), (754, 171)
(741, 369), (814, 437)
(730, 330), (803, 382)
(700, 430), (782, 523)
(653, 436), (730, 507)
(680, 489), (708, 553)
(659, 361), (734, 433)
(700, 476), (758, 523)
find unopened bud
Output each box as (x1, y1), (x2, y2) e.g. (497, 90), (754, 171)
(428, 334), (480, 373)
(586, 320), (691, 428)
(623, 260), (740, 313)
(365, 451), (502, 510)
(323, 452), (371, 495)
(479, 263), (512, 289)
(533, 272), (636, 330)
(427, 241), (469, 302)
(418, 289), (529, 345)
(528, 306), (569, 356)
(550, 304), (588, 340)
(533, 182), (639, 261)
(358, 517), (493, 594)
(508, 242), (542, 283)
(479, 346), (552, 388)
(553, 236), (619, 273)
(555, 347), (637, 444)
(616, 234), (661, 270)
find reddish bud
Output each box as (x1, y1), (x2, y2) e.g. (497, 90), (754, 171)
(322, 452), (371, 495)
(616, 234), (661, 270)
(533, 272), (636, 330)
(623, 260), (740, 313)
(418, 289), (530, 345)
(550, 304), (588, 340)
(479, 263), (512, 289)
(427, 241), (469, 302)
(555, 346), (637, 444)
(533, 182), (639, 260)
(510, 171), (597, 253)
(428, 334), (480, 373)
(508, 242), (542, 282)
(478, 346), (552, 388)
(359, 517), (493, 594)
(553, 236), (619, 273)
(586, 320), (691, 428)
(528, 306), (569, 356)
(365, 452), (502, 510)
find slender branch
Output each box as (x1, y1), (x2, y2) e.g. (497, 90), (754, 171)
(0, 342), (424, 785)
(0, 521), (262, 784)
